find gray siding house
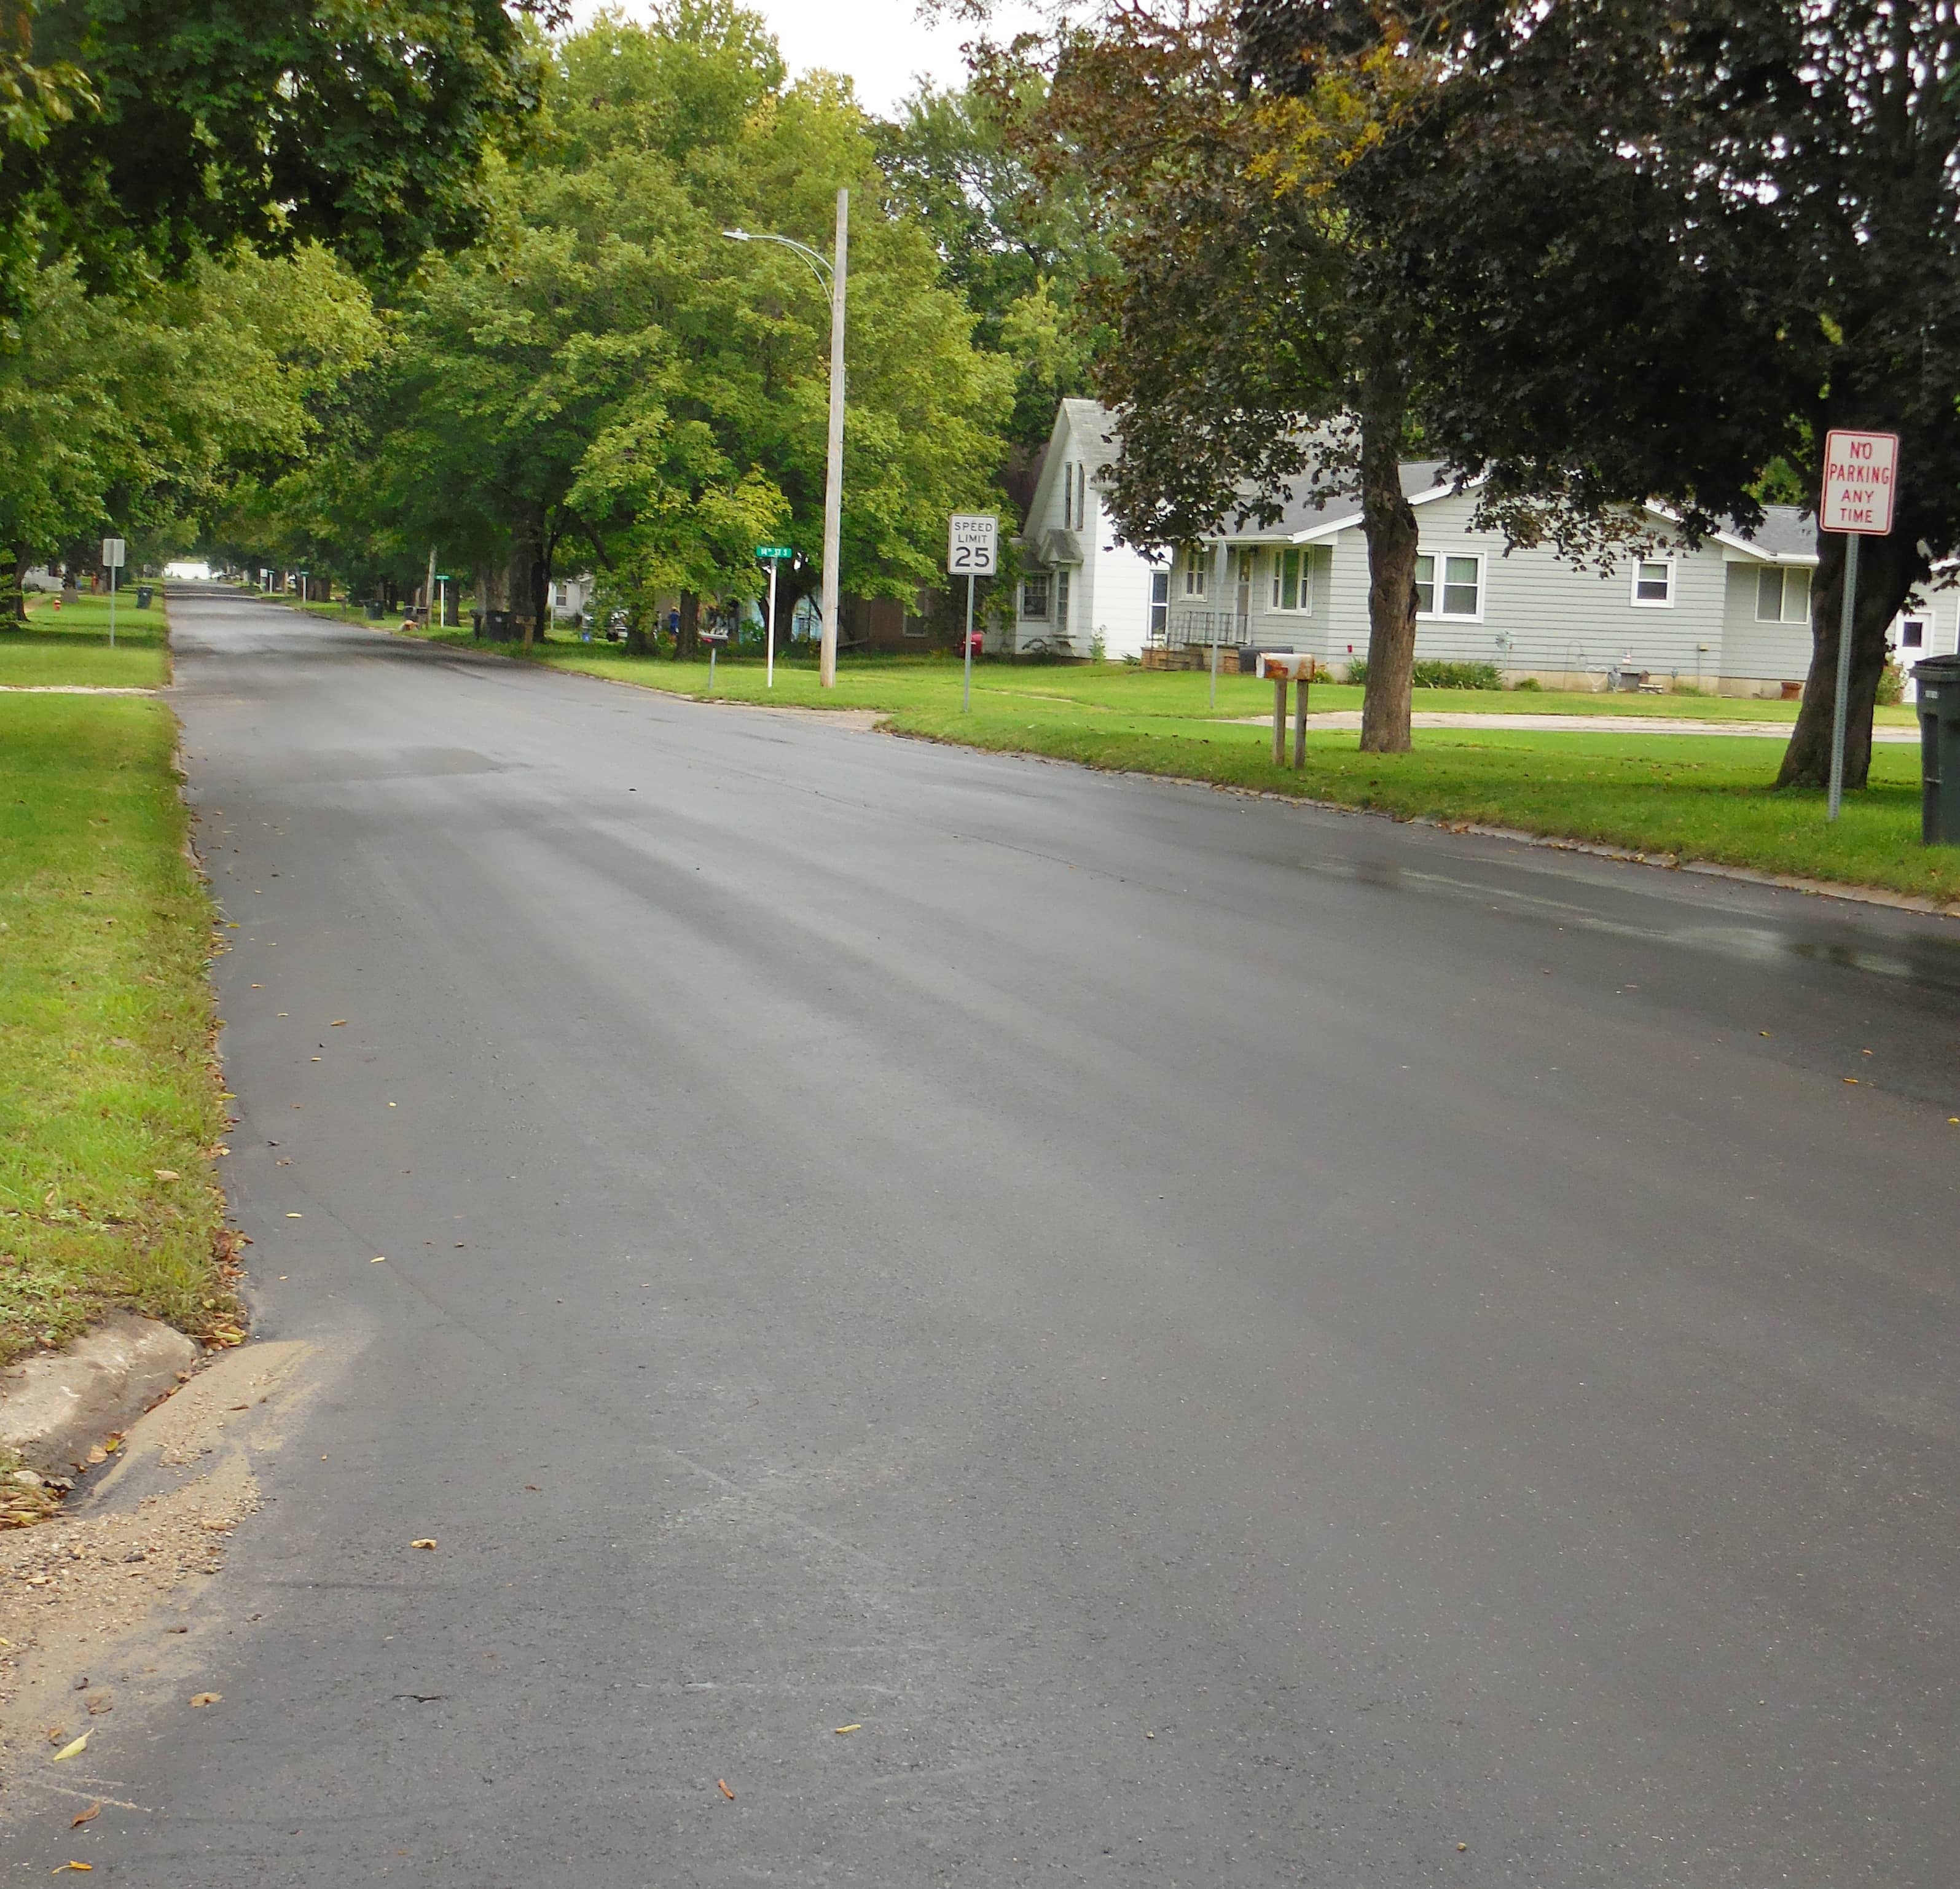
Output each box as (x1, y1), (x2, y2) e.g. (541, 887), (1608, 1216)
(1006, 400), (1168, 660)
(1162, 464), (1837, 695)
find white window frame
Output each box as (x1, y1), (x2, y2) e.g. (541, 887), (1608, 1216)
(1416, 550), (1485, 622)
(1630, 557), (1676, 608)
(1898, 614), (1929, 651)
(1055, 568), (1071, 635)
(1021, 573), (1051, 621)
(1267, 546), (1315, 614)
(1756, 565), (1812, 625)
(1183, 550), (1209, 598)
(1148, 569), (1169, 638)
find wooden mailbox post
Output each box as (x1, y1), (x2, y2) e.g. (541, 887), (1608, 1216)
(1263, 652), (1315, 768)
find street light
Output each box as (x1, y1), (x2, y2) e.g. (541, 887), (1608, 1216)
(724, 187), (849, 689)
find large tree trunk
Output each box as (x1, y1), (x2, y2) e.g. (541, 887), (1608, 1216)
(676, 592), (700, 660)
(9, 545), (28, 624)
(1357, 354), (1419, 754)
(1775, 528), (1918, 791)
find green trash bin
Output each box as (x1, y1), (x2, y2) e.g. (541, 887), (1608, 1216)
(1911, 653), (1960, 844)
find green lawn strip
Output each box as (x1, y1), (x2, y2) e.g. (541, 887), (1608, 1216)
(0, 592), (171, 690)
(394, 628), (1915, 726)
(394, 633), (1947, 899)
(0, 695), (237, 1367)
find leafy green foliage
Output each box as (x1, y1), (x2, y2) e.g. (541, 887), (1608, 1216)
(4, 1), (558, 305)
(254, 3), (1014, 637)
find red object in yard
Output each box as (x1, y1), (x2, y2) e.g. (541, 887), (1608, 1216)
(965, 630), (984, 657)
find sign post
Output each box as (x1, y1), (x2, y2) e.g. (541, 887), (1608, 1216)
(101, 537), (125, 648)
(755, 544), (793, 689)
(947, 514), (998, 713)
(1819, 429), (1900, 821)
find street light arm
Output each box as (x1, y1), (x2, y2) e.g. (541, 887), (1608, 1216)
(723, 228), (834, 305)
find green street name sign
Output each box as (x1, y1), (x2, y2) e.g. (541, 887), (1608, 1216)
(755, 544), (793, 560)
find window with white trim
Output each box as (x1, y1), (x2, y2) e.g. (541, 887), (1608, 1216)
(1022, 573), (1050, 620)
(1149, 570), (1169, 638)
(1183, 550), (1208, 597)
(1416, 552), (1483, 619)
(1755, 566), (1811, 624)
(1061, 463), (1073, 530)
(1269, 547), (1314, 612)
(1055, 568), (1071, 635)
(1631, 558), (1675, 606)
(1899, 615), (1927, 649)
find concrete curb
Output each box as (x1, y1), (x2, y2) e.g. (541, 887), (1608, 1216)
(0, 1313), (203, 1477)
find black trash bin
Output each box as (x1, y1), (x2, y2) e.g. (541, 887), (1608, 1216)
(135, 585), (153, 610)
(1911, 654), (1960, 844)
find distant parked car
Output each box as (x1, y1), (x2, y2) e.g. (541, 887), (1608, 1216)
(20, 566), (61, 592)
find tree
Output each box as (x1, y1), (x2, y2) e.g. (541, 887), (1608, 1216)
(878, 70), (1112, 453)
(2, 0), (560, 310)
(1030, 0), (1440, 749)
(340, 4), (1012, 651)
(1355, 0), (1960, 789)
(0, 243), (380, 609)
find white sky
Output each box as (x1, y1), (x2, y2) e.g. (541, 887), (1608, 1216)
(570, 1), (1051, 117)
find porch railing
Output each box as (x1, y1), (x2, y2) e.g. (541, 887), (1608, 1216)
(1154, 606), (1252, 651)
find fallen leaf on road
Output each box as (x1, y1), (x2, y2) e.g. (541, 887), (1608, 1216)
(70, 1806), (99, 1828)
(85, 1447), (106, 1465)
(85, 1696), (113, 1716)
(411, 1538), (436, 1550)
(718, 1780), (735, 1799)
(834, 1724), (861, 1734)
(53, 1862), (92, 1871)
(51, 1733), (88, 1761)
(372, 1256), (386, 1264)
(331, 1020), (347, 1027)
(1844, 1077), (1859, 1084)
(189, 1692), (220, 1708)
(286, 1212), (302, 1218)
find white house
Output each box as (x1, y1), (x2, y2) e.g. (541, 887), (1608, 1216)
(1006, 399), (1168, 660)
(1161, 462), (1841, 696)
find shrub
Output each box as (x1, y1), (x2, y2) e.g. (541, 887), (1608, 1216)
(1511, 675), (1544, 691)
(1089, 628), (1108, 663)
(1345, 655), (1369, 686)
(1413, 659), (1503, 690)
(1877, 660), (1905, 705)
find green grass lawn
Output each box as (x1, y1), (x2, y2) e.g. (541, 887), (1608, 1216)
(394, 631), (1950, 902)
(0, 590), (171, 689)
(0, 694), (237, 1367)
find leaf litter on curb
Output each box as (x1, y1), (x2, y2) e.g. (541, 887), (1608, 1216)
(50, 1732), (88, 1760)
(70, 1805), (99, 1828)
(189, 1692), (220, 1707)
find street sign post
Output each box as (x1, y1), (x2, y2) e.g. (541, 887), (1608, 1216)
(756, 544), (792, 689)
(101, 537), (125, 648)
(1820, 430), (1900, 821)
(948, 515), (998, 713)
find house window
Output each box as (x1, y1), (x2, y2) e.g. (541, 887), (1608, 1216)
(1416, 552), (1483, 619)
(1022, 573), (1050, 620)
(1899, 616), (1927, 649)
(1062, 462), (1074, 530)
(1270, 547), (1312, 612)
(1150, 569), (1169, 638)
(1632, 559), (1674, 606)
(1077, 464), (1088, 529)
(1757, 567), (1812, 624)
(1056, 569), (1071, 635)
(1183, 551), (1208, 597)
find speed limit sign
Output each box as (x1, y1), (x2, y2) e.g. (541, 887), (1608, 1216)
(948, 514), (998, 576)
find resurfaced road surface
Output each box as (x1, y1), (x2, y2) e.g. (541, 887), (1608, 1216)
(12, 586), (1960, 1884)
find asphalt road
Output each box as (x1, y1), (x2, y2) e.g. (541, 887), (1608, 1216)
(17, 585), (1960, 1884)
